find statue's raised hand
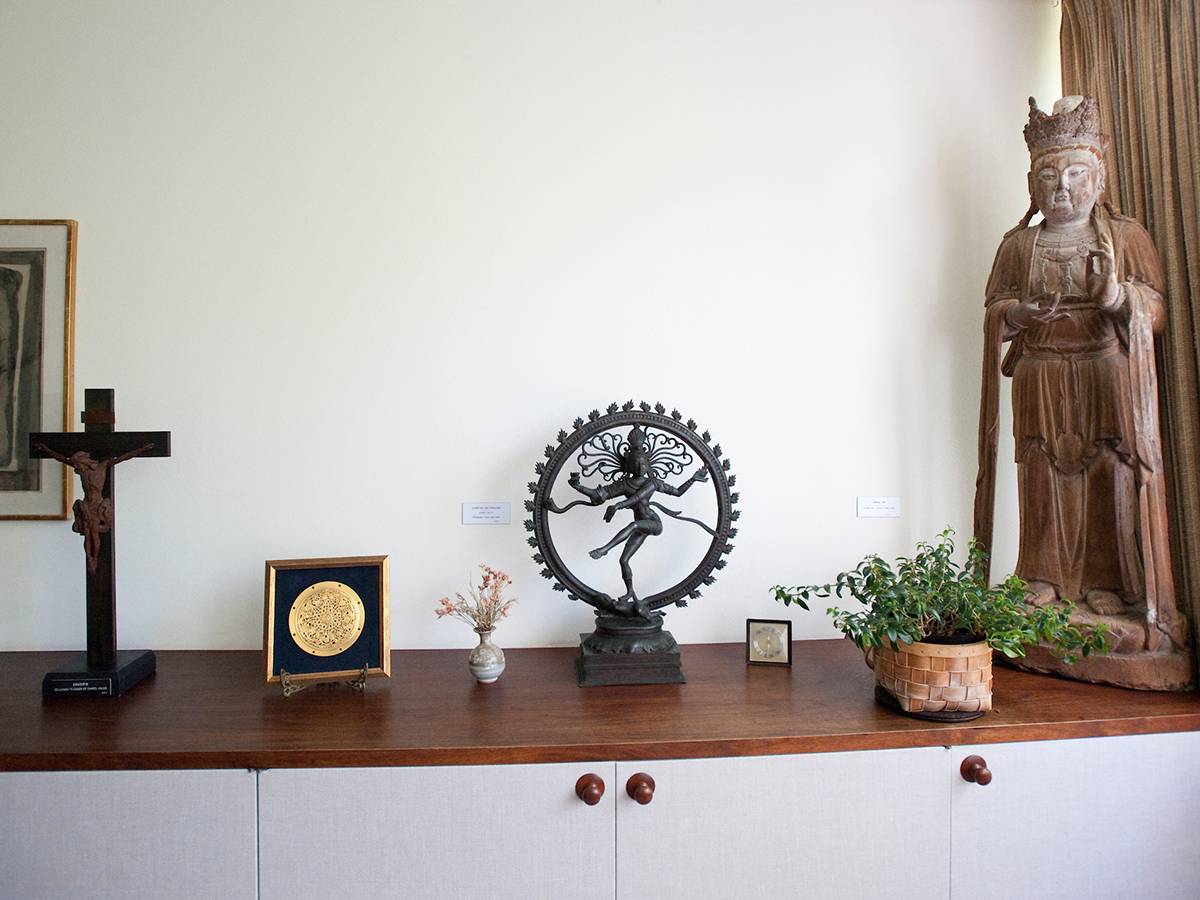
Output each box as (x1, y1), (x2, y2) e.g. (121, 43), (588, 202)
(1089, 234), (1121, 311)
(568, 471), (582, 487)
(691, 468), (709, 484)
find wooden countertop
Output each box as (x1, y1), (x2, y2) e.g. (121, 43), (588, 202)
(2, 640), (1198, 771)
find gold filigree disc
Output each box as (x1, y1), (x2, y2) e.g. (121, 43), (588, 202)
(289, 581), (366, 657)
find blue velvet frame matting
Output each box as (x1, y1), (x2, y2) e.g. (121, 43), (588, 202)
(270, 563), (383, 678)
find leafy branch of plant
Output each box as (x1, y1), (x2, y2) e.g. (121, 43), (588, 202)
(771, 529), (1108, 663)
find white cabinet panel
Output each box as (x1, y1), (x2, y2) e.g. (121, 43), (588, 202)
(616, 748), (950, 900)
(259, 762), (617, 900)
(951, 732), (1200, 900)
(0, 769), (256, 900)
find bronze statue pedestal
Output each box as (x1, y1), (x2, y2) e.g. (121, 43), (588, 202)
(576, 614), (686, 687)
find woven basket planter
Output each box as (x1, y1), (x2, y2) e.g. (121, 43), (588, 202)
(866, 638), (993, 722)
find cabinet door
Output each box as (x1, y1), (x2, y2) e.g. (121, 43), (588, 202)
(951, 732), (1200, 899)
(616, 748), (950, 900)
(259, 762), (616, 900)
(0, 769), (257, 900)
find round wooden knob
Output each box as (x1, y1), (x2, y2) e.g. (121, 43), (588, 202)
(626, 772), (656, 804)
(574, 773), (605, 806)
(960, 755), (992, 785)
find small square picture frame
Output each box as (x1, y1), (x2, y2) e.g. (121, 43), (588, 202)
(264, 555), (390, 685)
(746, 618), (792, 666)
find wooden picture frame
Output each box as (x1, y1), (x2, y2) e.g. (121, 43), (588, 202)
(746, 618), (792, 666)
(264, 555), (391, 684)
(0, 219), (76, 519)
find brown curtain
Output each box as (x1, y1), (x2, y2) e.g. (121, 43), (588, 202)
(1061, 0), (1200, 647)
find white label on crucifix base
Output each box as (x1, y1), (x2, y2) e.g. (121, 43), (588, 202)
(462, 502), (511, 525)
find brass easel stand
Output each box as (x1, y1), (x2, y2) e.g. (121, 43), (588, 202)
(279, 665), (369, 698)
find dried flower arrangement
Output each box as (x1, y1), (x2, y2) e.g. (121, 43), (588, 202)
(435, 564), (517, 633)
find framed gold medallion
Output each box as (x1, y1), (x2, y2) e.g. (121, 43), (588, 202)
(746, 618), (792, 666)
(289, 581), (366, 656)
(264, 556), (390, 684)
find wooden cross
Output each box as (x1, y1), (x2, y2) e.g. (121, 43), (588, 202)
(30, 389), (171, 672)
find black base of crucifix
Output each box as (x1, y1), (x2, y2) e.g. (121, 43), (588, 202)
(42, 649), (156, 698)
(576, 613), (686, 686)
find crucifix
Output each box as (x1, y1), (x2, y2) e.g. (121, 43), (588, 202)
(30, 388), (171, 697)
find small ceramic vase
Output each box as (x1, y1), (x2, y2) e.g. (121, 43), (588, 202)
(468, 628), (506, 684)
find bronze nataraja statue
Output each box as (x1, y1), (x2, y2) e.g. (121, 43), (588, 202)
(529, 402), (737, 685)
(559, 425), (710, 618)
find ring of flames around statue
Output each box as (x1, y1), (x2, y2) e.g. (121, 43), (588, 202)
(527, 402), (738, 618)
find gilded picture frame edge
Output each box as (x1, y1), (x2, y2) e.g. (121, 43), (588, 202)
(263, 554), (391, 684)
(0, 218), (76, 520)
(380, 554), (391, 676)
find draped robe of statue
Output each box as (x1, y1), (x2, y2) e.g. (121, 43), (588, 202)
(974, 204), (1190, 690)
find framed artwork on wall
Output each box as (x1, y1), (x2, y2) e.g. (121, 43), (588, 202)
(746, 618), (792, 666)
(264, 555), (391, 688)
(0, 219), (76, 520)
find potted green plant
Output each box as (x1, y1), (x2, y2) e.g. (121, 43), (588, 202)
(771, 530), (1108, 721)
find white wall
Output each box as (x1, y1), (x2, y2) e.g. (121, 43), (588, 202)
(0, 0), (1059, 652)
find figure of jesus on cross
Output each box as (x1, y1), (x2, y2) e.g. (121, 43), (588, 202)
(33, 441), (156, 573)
(30, 388), (171, 696)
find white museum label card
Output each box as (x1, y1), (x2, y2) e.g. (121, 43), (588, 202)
(857, 496), (901, 518)
(462, 502), (511, 525)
